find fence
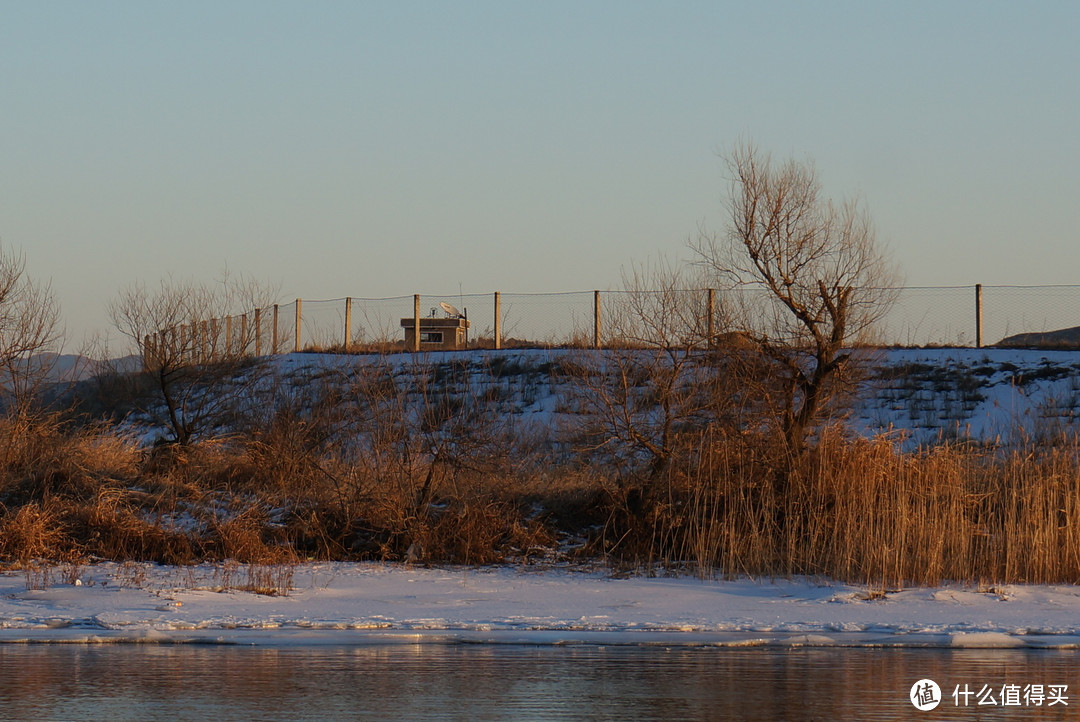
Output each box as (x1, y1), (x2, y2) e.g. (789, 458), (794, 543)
(142, 285), (1080, 366)
(879, 285), (1080, 348)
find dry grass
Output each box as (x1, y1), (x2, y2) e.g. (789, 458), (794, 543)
(8, 364), (1080, 587)
(601, 427), (1080, 586)
(0, 502), (67, 561)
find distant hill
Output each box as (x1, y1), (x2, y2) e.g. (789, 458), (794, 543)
(20, 353), (142, 383)
(996, 326), (1080, 349)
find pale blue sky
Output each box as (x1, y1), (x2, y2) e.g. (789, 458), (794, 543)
(2, 1), (1078, 341)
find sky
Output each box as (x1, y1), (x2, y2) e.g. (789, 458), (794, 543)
(2, 1), (1078, 346)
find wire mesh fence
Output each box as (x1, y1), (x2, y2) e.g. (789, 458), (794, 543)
(497, 292), (598, 347)
(877, 285), (1080, 348)
(980, 286), (1080, 346)
(880, 286), (976, 347)
(147, 284), (1080, 366)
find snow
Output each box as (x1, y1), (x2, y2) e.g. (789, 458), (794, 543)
(19, 346), (1080, 648)
(850, 347), (1080, 446)
(268, 345), (1080, 448)
(123, 345), (1080, 449)
(4, 562), (1080, 649)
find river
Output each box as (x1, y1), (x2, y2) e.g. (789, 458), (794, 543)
(1, 643), (1076, 720)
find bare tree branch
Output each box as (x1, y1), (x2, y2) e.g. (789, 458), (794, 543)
(0, 244), (63, 411)
(107, 272), (278, 445)
(693, 142), (900, 450)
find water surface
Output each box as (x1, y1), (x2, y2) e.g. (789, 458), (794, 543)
(0, 644), (1076, 720)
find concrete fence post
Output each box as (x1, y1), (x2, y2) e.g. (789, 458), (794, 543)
(707, 288), (715, 348)
(294, 299), (302, 353)
(241, 313), (249, 355)
(493, 291), (501, 350)
(254, 308), (262, 356)
(593, 290), (602, 349)
(413, 294), (421, 352)
(975, 284), (983, 349)
(226, 315), (233, 357)
(344, 297), (353, 350)
(200, 321), (208, 363)
(272, 304), (279, 354)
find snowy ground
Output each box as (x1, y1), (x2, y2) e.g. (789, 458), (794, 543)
(263, 346), (1080, 448)
(852, 347), (1080, 446)
(117, 345), (1080, 451)
(4, 562), (1080, 649)
(20, 347), (1080, 648)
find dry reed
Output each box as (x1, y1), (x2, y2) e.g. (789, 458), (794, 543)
(7, 362), (1080, 587)
(622, 427), (1080, 586)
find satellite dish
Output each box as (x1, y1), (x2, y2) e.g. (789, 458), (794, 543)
(439, 301), (461, 318)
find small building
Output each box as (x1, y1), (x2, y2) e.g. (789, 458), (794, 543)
(400, 313), (470, 350)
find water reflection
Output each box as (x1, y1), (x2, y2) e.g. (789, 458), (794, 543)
(0, 644), (1077, 720)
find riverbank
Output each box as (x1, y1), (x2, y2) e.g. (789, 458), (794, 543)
(3, 562), (1080, 648)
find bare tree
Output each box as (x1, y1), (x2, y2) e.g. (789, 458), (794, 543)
(565, 257), (759, 489)
(694, 142), (900, 450)
(569, 259), (708, 478)
(108, 272), (278, 445)
(0, 245), (63, 411)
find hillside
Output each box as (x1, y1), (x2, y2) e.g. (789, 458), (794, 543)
(851, 347), (1080, 446)
(7, 344), (1080, 580)
(105, 346), (1080, 449)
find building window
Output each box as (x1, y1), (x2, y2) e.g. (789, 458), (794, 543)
(420, 331), (443, 343)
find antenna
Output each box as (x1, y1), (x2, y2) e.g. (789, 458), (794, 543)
(439, 301), (462, 318)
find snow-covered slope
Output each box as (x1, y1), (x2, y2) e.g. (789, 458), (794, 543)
(853, 347), (1080, 446)
(257, 346), (1080, 447)
(10, 347), (1080, 647)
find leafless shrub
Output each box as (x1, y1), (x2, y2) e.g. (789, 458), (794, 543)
(58, 561), (84, 586)
(244, 563), (295, 596)
(107, 272), (278, 445)
(23, 561), (51, 591)
(213, 559), (240, 591)
(566, 260), (730, 479)
(114, 561), (149, 589)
